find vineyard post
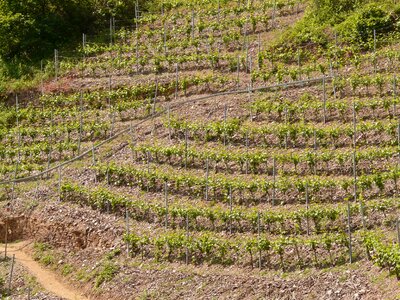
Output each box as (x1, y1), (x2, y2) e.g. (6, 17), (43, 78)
(136, 30), (139, 73)
(397, 218), (400, 245)
(92, 143), (97, 183)
(185, 213), (189, 265)
(229, 186), (233, 234)
(332, 74), (337, 99)
(54, 49), (58, 81)
(373, 29), (377, 73)
(78, 92), (83, 155)
(248, 86), (253, 122)
(224, 104), (228, 146)
(108, 77), (114, 136)
(258, 33), (261, 71)
(106, 162), (110, 185)
(218, 0), (220, 24)
(82, 33), (86, 56)
(205, 158), (209, 201)
(249, 56), (253, 89)
(353, 151), (366, 229)
(4, 217), (8, 259)
(40, 60), (44, 95)
(163, 22), (167, 55)
(272, 0), (276, 28)
(27, 287), (31, 300)
(323, 75), (327, 124)
(35, 181), (40, 201)
(237, 55), (240, 89)
(245, 132), (249, 174)
(398, 121), (400, 166)
(191, 10), (195, 40)
(15, 94), (21, 181)
(164, 182), (168, 229)
(109, 17), (114, 46)
(352, 101), (357, 149)
(257, 211), (262, 269)
(245, 37), (249, 73)
(272, 157), (276, 206)
(7, 254), (15, 295)
(175, 63), (179, 100)
(306, 183), (310, 235)
(393, 75), (397, 117)
(153, 79), (158, 115)
(58, 166), (62, 202)
(184, 128), (188, 169)
(110, 111), (115, 139)
(126, 207), (130, 257)
(129, 122), (136, 161)
(297, 49), (301, 80)
(168, 105), (171, 141)
(46, 143), (52, 179)
(152, 79), (159, 136)
(147, 151), (150, 192)
(347, 200), (353, 263)
(334, 31), (338, 46)
(284, 107), (288, 149)
(11, 166), (17, 207)
(313, 129), (317, 150)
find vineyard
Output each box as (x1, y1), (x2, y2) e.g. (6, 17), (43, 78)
(1, 0), (400, 299)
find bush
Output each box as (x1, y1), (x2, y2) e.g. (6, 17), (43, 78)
(0, 0), (154, 61)
(336, 4), (395, 49)
(272, 9), (329, 52)
(311, 0), (365, 24)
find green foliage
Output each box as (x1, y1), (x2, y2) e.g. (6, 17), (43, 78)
(336, 4), (397, 49)
(0, 0), (93, 60)
(311, 0), (365, 24)
(0, 275), (4, 294)
(0, 0), (154, 62)
(275, 0), (400, 50)
(274, 13), (329, 50)
(95, 261), (119, 288)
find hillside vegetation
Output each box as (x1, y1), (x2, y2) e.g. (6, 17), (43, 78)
(1, 0), (400, 299)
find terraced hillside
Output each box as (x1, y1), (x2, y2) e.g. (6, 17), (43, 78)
(1, 0), (400, 298)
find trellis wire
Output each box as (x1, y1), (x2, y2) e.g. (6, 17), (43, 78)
(0, 76), (331, 186)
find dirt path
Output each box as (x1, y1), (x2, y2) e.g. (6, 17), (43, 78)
(3, 241), (89, 300)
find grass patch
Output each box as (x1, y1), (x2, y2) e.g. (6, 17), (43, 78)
(94, 261), (119, 288)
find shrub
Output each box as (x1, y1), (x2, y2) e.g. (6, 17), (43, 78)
(336, 4), (395, 49)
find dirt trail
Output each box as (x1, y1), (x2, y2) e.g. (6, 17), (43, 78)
(3, 241), (89, 300)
